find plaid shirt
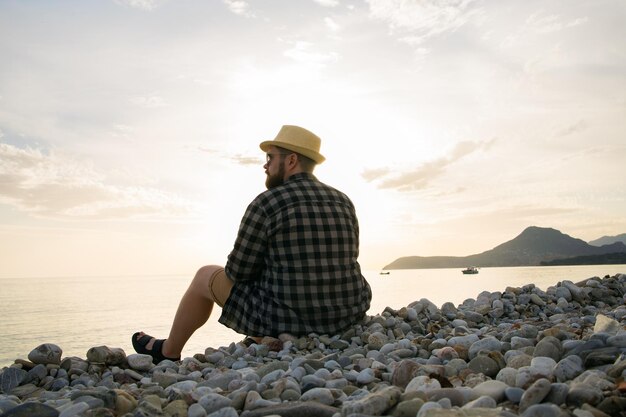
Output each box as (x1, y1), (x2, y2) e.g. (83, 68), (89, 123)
(219, 172), (371, 337)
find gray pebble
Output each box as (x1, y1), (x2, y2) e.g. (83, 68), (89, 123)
(416, 401), (442, 417)
(1, 402), (60, 417)
(534, 336), (562, 362)
(544, 382), (569, 405)
(520, 403), (564, 417)
(0, 399), (19, 414)
(472, 380), (507, 402)
(405, 376), (441, 393)
(468, 337), (502, 359)
(127, 353), (154, 371)
(554, 355), (584, 382)
(496, 367), (517, 386)
(607, 333), (626, 348)
(505, 386), (524, 403)
(25, 364), (47, 385)
(426, 387), (476, 407)
(342, 385), (401, 416)
(519, 378), (552, 412)
(207, 407), (239, 417)
(462, 394), (497, 409)
(567, 382), (604, 407)
(58, 402), (90, 417)
(188, 402), (208, 417)
(198, 392), (232, 414)
(355, 368), (376, 385)
(468, 355), (500, 378)
(300, 387), (335, 405)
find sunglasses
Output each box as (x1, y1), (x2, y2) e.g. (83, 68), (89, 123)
(265, 152), (292, 163)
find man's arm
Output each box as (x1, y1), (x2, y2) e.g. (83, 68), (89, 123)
(225, 200), (267, 282)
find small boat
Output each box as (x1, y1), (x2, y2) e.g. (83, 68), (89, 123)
(462, 266), (479, 275)
(379, 271), (391, 275)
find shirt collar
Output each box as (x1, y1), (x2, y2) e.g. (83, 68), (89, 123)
(285, 172), (316, 183)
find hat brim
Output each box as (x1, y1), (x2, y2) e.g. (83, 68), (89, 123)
(260, 140), (325, 164)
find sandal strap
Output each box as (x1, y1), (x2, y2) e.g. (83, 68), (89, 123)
(132, 332), (180, 364)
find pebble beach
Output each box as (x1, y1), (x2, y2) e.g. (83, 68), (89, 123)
(1, 273), (626, 417)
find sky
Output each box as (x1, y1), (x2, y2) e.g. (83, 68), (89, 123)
(0, 0), (625, 277)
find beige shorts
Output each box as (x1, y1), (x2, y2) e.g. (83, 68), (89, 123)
(207, 267), (234, 307)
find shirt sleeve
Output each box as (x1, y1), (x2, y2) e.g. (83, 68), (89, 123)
(225, 198), (267, 282)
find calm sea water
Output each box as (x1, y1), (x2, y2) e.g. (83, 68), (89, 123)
(1, 265), (624, 367)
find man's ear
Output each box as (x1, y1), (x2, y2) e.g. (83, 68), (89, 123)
(287, 153), (298, 168)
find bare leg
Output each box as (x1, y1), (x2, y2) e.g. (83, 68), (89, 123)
(136, 265), (222, 358)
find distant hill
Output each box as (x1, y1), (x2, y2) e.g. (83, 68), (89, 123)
(383, 226), (626, 270)
(540, 252), (626, 266)
(589, 233), (626, 247)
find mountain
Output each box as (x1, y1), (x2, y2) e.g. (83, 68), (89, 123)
(589, 233), (626, 247)
(540, 252), (626, 266)
(383, 226), (626, 270)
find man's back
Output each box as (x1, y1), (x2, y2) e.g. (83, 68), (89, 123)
(221, 172), (372, 336)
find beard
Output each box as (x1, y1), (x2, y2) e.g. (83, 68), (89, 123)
(265, 161), (286, 189)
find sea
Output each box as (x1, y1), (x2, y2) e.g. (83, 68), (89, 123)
(1, 265), (625, 368)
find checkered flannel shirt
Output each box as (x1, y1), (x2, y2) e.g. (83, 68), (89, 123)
(219, 172), (372, 337)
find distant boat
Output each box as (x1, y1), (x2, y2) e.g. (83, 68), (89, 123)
(462, 266), (479, 275)
(379, 271), (391, 275)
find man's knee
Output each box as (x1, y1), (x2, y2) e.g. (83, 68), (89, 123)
(195, 265), (222, 278)
(191, 265), (222, 291)
(201, 266), (232, 307)
(194, 264), (221, 280)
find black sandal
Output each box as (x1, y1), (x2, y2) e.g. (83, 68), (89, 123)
(132, 332), (181, 364)
(241, 337), (257, 347)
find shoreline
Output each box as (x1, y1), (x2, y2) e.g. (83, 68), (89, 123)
(1, 273), (625, 416)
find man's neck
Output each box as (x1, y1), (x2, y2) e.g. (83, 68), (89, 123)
(284, 167), (306, 181)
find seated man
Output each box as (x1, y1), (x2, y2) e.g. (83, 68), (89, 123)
(133, 125), (372, 363)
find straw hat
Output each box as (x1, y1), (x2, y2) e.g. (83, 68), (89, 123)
(260, 125), (325, 164)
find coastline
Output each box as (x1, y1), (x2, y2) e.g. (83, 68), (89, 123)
(1, 273), (625, 416)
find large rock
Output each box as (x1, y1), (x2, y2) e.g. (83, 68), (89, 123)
(86, 346), (126, 365)
(0, 368), (27, 394)
(28, 343), (62, 365)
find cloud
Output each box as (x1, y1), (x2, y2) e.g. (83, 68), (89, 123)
(366, 0), (479, 46)
(130, 95), (167, 108)
(314, 0), (340, 7)
(362, 138), (495, 191)
(555, 120), (588, 138)
(199, 147), (262, 166)
(376, 160), (445, 191)
(198, 147), (218, 155)
(283, 41), (339, 66)
(324, 17), (341, 32)
(361, 167), (391, 182)
(0, 143), (191, 219)
(230, 154), (261, 166)
(223, 0), (255, 17)
(525, 12), (588, 34)
(501, 11), (589, 49)
(115, 0), (160, 11)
